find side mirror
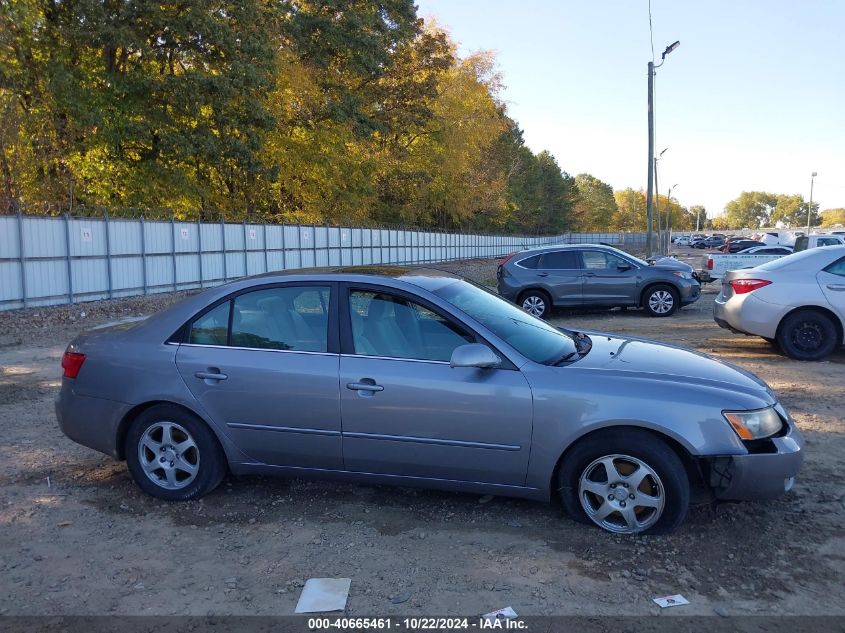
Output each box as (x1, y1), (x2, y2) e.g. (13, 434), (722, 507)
(450, 343), (501, 369)
(617, 262), (633, 271)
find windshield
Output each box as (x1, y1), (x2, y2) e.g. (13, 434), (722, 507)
(431, 280), (577, 364)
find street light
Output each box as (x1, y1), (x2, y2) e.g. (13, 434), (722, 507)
(667, 184), (678, 240)
(807, 171), (817, 233)
(646, 41), (680, 257)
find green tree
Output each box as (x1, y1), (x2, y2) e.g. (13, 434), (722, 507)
(770, 194), (819, 227)
(723, 192), (779, 229)
(572, 173), (617, 231)
(612, 188), (646, 231)
(821, 208), (845, 227)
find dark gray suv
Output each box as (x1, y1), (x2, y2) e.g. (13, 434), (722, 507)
(497, 244), (700, 318)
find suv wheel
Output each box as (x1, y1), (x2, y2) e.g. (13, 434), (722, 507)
(519, 290), (551, 319)
(642, 284), (679, 317)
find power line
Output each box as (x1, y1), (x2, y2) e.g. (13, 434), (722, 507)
(648, 0), (656, 64)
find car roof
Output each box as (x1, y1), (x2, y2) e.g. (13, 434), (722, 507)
(239, 265), (464, 292)
(514, 243), (628, 256)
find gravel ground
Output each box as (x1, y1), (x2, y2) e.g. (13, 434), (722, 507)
(1, 250), (843, 617)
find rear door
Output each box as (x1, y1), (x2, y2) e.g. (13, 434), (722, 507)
(579, 250), (641, 305)
(175, 283), (342, 469)
(818, 256), (845, 324)
(534, 250), (583, 305)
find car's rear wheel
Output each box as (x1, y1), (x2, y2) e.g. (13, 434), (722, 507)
(125, 405), (226, 501)
(777, 309), (839, 361)
(519, 290), (552, 319)
(642, 284), (679, 317)
(557, 429), (689, 535)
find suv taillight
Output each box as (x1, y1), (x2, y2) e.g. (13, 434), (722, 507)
(498, 252), (517, 268)
(729, 279), (772, 295)
(62, 351), (86, 378)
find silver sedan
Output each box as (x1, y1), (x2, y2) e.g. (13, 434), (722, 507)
(57, 267), (802, 534)
(715, 245), (845, 360)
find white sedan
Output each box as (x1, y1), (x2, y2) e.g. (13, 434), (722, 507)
(714, 246), (845, 360)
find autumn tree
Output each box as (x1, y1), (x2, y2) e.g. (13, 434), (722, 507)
(572, 173), (617, 231)
(821, 208), (845, 227)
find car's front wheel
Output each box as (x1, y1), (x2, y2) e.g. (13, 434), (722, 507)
(777, 309), (839, 361)
(642, 284), (679, 317)
(125, 405), (227, 501)
(519, 290), (552, 319)
(558, 429), (690, 535)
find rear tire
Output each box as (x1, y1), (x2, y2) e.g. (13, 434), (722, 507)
(557, 429), (689, 535)
(642, 284), (679, 317)
(776, 309), (839, 361)
(125, 405), (227, 501)
(519, 289), (552, 319)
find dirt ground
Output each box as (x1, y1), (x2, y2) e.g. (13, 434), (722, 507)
(1, 248), (844, 617)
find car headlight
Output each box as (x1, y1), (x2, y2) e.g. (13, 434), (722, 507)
(723, 407), (783, 440)
(672, 271), (693, 279)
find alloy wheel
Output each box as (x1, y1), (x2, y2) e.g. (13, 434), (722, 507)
(138, 421), (200, 490)
(578, 454), (665, 534)
(522, 295), (546, 317)
(648, 290), (674, 314)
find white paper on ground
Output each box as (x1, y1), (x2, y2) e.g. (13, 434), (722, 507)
(482, 606), (518, 621)
(652, 594), (690, 608)
(294, 578), (352, 613)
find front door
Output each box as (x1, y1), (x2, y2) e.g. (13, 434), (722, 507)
(175, 284), (342, 469)
(339, 287), (534, 485)
(579, 250), (641, 305)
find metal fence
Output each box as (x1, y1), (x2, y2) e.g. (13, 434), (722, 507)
(0, 213), (648, 310)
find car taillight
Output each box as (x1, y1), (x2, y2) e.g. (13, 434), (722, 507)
(62, 351), (86, 378)
(707, 258), (714, 270)
(729, 279), (772, 294)
(498, 252), (517, 268)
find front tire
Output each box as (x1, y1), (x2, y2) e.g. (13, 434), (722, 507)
(557, 429), (690, 535)
(125, 405), (226, 501)
(519, 290), (552, 319)
(642, 284), (679, 317)
(777, 309), (839, 361)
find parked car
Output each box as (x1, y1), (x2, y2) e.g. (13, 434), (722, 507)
(720, 239), (765, 254)
(793, 234), (845, 252)
(57, 266), (803, 535)
(496, 244), (700, 318)
(675, 236), (692, 246)
(738, 245), (793, 255)
(689, 237), (706, 248)
(694, 236), (726, 249)
(714, 246), (845, 360)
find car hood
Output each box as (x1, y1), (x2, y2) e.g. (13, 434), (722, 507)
(649, 257), (694, 272)
(572, 331), (775, 406)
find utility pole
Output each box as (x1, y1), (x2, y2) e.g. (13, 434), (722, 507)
(646, 41), (679, 257)
(807, 171), (817, 233)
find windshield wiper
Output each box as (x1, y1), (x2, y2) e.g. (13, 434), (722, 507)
(551, 332), (593, 366)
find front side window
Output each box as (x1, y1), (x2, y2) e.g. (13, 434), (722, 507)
(349, 290), (473, 362)
(581, 251), (628, 269)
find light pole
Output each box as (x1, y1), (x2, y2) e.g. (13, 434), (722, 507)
(807, 171), (817, 233)
(647, 40), (680, 257)
(654, 147), (667, 253)
(667, 184), (678, 248)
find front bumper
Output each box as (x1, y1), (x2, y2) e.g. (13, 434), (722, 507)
(679, 281), (702, 306)
(708, 416), (804, 500)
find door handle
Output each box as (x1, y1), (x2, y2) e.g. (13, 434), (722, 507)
(827, 284), (845, 291)
(346, 381), (384, 392)
(584, 272), (596, 277)
(537, 272), (549, 277)
(195, 370), (228, 381)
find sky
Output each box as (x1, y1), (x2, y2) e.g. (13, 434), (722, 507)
(414, 0), (845, 218)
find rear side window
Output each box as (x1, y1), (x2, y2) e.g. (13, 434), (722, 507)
(516, 255), (541, 269)
(818, 238), (841, 246)
(231, 286), (330, 352)
(825, 257), (845, 277)
(539, 250), (579, 269)
(190, 302), (230, 346)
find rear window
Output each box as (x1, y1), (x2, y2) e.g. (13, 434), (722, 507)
(190, 302), (230, 345)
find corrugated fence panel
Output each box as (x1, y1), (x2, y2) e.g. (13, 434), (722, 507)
(0, 214), (649, 309)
